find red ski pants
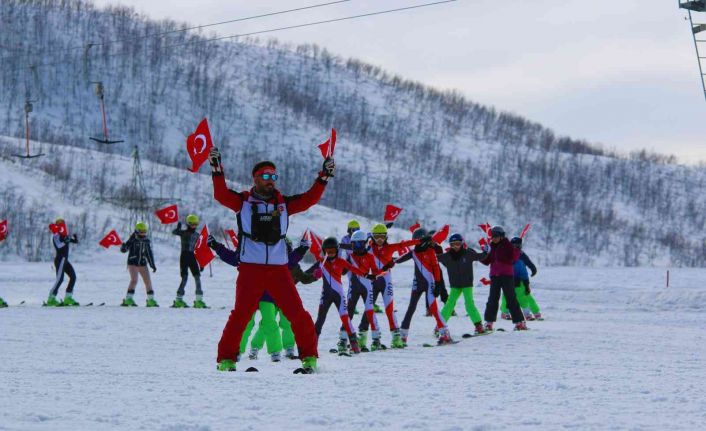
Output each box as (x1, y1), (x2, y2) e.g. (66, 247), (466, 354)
(217, 263), (318, 362)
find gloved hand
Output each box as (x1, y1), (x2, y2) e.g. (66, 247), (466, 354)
(320, 157), (335, 179)
(366, 274), (377, 281)
(381, 261), (395, 271)
(481, 244), (490, 253)
(208, 147), (222, 167)
(151, 266), (157, 273)
(71, 234), (78, 242)
(207, 234), (220, 249)
(531, 270), (537, 277)
(313, 268), (323, 279)
(299, 237), (310, 249)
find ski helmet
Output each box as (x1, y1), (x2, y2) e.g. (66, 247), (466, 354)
(490, 226), (505, 238)
(449, 233), (464, 244)
(347, 220), (361, 230)
(412, 228), (429, 241)
(351, 230), (368, 251)
(135, 222), (148, 233)
(371, 223), (388, 236)
(55, 218), (65, 224)
(322, 236), (339, 250)
(186, 214), (199, 225)
(510, 236), (523, 247)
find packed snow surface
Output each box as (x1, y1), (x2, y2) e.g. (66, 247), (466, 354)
(1, 263), (705, 430)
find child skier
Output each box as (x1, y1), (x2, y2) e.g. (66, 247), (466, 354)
(396, 228), (453, 345)
(356, 223), (417, 349)
(312, 237), (372, 354)
(120, 222), (158, 307)
(500, 237), (542, 320)
(172, 214), (207, 308)
(46, 218), (79, 307)
(344, 230), (386, 351)
(437, 233), (488, 334)
(481, 226), (527, 331)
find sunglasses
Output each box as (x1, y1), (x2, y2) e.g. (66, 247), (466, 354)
(259, 173), (278, 181)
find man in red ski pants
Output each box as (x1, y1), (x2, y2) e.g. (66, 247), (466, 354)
(210, 147), (335, 373)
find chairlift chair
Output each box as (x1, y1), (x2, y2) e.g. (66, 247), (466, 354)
(89, 81), (124, 144)
(13, 99), (44, 159)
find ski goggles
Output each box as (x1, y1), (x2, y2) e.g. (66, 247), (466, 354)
(258, 173), (278, 181)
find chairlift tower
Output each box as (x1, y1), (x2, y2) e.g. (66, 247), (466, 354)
(679, 0), (706, 101)
(103, 145), (176, 235)
(13, 98), (44, 159)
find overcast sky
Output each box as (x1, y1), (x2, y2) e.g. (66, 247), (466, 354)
(92, 0), (706, 163)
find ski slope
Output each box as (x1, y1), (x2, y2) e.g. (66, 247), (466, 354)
(1, 263), (704, 430)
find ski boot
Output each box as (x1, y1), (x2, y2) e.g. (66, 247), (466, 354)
(171, 297), (189, 308)
(371, 338), (383, 351)
(474, 322), (486, 335)
(534, 313), (544, 321)
(358, 331), (369, 352)
(285, 347), (297, 359)
(44, 295), (61, 307)
(193, 297), (208, 309)
(0, 297), (8, 308)
(349, 337), (361, 354)
(391, 330), (405, 349)
(121, 297), (137, 307)
(373, 303), (383, 314)
(146, 297), (159, 307)
(500, 312), (511, 320)
(433, 327), (440, 338)
(484, 322), (494, 333)
(336, 337), (348, 354)
(514, 321), (529, 331)
(526, 314), (536, 321)
(437, 328), (453, 345)
(61, 295), (80, 306)
(296, 356), (317, 374)
(271, 352), (281, 362)
(217, 359), (237, 372)
(399, 329), (409, 347)
(248, 348), (259, 360)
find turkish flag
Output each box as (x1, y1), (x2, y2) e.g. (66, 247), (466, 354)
(383, 204), (403, 222)
(308, 230), (324, 260)
(0, 219), (7, 241)
(478, 223), (492, 238)
(409, 222), (421, 233)
(478, 237), (488, 248)
(520, 223), (531, 239)
(432, 225), (450, 243)
(186, 118), (213, 173)
(317, 128), (337, 159)
(480, 277), (491, 286)
(155, 204), (179, 224)
(225, 229), (239, 248)
(99, 230), (122, 248)
(194, 225), (215, 267)
(49, 221), (68, 236)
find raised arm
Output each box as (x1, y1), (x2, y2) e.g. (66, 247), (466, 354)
(209, 147), (245, 213)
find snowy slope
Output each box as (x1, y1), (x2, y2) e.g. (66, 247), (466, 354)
(0, 264), (705, 430)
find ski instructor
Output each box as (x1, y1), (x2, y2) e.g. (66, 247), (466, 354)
(209, 146), (335, 373)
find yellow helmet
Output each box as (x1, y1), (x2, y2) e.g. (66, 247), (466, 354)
(135, 222), (148, 233)
(347, 219), (361, 230)
(371, 223), (388, 235)
(54, 218), (65, 224)
(186, 214), (199, 225)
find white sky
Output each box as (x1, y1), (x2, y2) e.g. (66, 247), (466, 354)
(91, 0), (706, 163)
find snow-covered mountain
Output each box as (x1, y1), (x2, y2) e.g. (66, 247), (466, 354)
(1, 0), (705, 266)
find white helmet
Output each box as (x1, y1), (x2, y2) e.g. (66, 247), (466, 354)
(351, 230), (368, 243)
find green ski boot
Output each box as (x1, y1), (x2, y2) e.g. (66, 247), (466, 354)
(336, 339), (348, 354)
(146, 298), (159, 307)
(0, 297), (7, 308)
(299, 356), (317, 373)
(373, 303), (383, 314)
(371, 338), (384, 351)
(121, 297), (137, 307)
(61, 296), (80, 306)
(172, 297), (189, 308)
(391, 330), (405, 349)
(193, 298), (209, 309)
(358, 331), (369, 352)
(217, 359), (237, 372)
(44, 295), (61, 307)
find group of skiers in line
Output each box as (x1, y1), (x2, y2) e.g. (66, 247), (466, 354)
(0, 216), (210, 309)
(218, 216), (543, 365)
